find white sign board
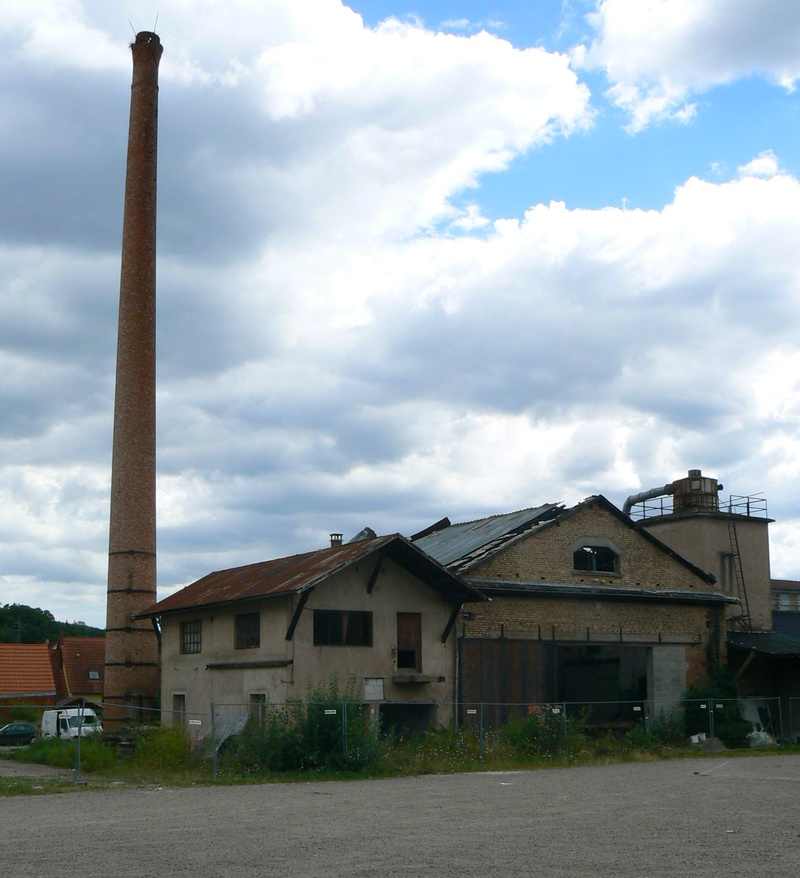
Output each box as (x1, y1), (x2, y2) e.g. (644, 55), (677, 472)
(363, 677), (385, 702)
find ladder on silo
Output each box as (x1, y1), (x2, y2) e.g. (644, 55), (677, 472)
(727, 509), (752, 630)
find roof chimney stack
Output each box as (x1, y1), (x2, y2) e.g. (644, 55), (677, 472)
(330, 533), (343, 549)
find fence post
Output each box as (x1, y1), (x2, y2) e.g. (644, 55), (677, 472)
(342, 699), (348, 756)
(562, 702), (568, 760)
(776, 697), (784, 744)
(708, 698), (714, 741)
(211, 702), (217, 779)
(642, 700), (649, 740)
(75, 700), (83, 783)
(479, 702), (484, 762)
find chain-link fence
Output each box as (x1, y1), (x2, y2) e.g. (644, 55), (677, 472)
(1, 694), (792, 780)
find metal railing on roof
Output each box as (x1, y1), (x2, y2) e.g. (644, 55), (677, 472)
(629, 493), (768, 521)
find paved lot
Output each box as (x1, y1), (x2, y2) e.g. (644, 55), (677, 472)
(2, 755), (799, 877)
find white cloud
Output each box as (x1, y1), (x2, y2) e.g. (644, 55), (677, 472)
(575, 0), (800, 130)
(1, 0), (800, 626)
(739, 150), (781, 179)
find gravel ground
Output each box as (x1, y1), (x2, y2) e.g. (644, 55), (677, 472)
(0, 755), (74, 780)
(2, 754), (799, 877)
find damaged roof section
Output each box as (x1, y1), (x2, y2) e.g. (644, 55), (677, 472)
(414, 495), (717, 586)
(413, 504), (563, 572)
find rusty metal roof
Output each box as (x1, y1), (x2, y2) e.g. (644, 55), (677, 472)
(0, 643), (57, 698)
(140, 534), (481, 617)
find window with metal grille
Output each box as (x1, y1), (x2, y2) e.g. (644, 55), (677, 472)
(235, 612), (260, 649)
(313, 610), (373, 647)
(180, 620), (202, 654)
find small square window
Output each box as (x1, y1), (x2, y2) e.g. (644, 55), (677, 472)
(181, 620), (202, 654)
(88, 669), (100, 680)
(235, 613), (260, 650)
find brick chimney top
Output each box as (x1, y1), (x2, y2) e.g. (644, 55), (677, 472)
(330, 533), (343, 548)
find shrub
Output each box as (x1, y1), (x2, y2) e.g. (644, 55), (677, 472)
(134, 726), (195, 773)
(629, 709), (685, 752)
(226, 677), (385, 774)
(500, 707), (591, 760)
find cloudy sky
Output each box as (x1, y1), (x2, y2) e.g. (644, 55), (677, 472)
(2, 0), (800, 628)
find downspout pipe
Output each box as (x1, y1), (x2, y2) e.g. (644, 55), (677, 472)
(623, 483), (675, 516)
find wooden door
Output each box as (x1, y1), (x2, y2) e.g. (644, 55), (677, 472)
(397, 612), (422, 671)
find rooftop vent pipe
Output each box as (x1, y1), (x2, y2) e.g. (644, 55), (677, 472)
(622, 483), (675, 516)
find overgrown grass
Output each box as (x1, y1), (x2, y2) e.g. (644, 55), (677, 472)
(219, 678), (387, 776)
(0, 691), (783, 795)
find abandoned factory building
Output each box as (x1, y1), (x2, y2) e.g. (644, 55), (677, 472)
(139, 533), (482, 738)
(413, 495), (734, 725)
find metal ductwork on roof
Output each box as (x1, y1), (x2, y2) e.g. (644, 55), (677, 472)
(622, 483), (675, 516)
(623, 469), (723, 516)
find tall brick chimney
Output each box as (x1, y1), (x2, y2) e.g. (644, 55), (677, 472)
(104, 32), (163, 726)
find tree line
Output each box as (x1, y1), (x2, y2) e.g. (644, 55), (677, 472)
(0, 603), (104, 643)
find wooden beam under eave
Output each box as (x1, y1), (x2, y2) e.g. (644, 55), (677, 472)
(366, 552), (384, 594)
(441, 604), (462, 643)
(285, 588), (313, 641)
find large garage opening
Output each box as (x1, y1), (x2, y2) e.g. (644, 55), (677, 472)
(544, 644), (649, 726)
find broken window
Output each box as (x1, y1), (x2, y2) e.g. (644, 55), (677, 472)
(573, 545), (619, 573)
(180, 620), (202, 654)
(313, 610), (373, 646)
(397, 612), (422, 671)
(235, 612), (260, 650)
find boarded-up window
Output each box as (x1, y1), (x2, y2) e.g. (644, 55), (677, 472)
(235, 612), (260, 650)
(313, 610), (373, 646)
(397, 612), (422, 671)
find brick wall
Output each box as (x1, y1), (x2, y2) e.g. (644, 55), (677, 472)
(459, 500), (722, 691)
(472, 501), (713, 593)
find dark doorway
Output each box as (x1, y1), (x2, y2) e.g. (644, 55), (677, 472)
(380, 702), (435, 737)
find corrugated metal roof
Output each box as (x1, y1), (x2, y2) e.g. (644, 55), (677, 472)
(413, 505), (562, 571)
(728, 630), (800, 656)
(773, 612), (800, 639)
(0, 643), (57, 697)
(198, 712), (250, 754)
(141, 533), (481, 617)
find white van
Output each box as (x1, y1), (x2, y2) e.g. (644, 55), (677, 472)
(41, 708), (103, 740)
